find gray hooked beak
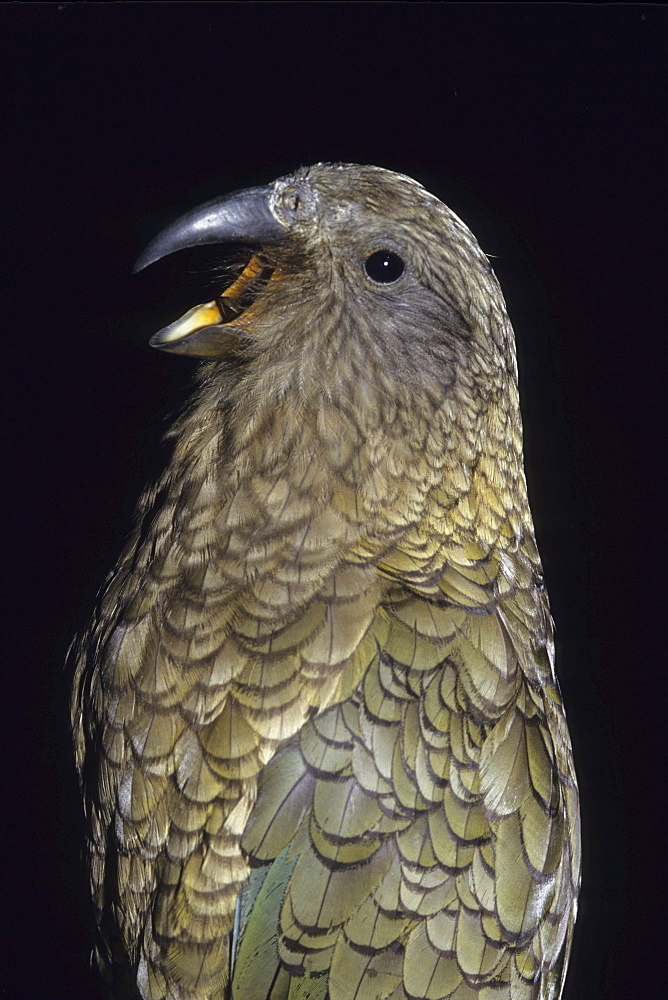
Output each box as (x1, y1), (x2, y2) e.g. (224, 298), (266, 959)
(133, 183), (287, 356)
(133, 184), (286, 272)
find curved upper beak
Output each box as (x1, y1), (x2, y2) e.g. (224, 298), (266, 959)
(133, 183), (286, 273)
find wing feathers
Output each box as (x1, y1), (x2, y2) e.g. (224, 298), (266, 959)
(233, 587), (577, 999)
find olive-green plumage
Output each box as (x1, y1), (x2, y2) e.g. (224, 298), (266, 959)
(71, 164), (580, 1000)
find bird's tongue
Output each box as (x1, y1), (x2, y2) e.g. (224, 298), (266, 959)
(149, 255), (265, 356)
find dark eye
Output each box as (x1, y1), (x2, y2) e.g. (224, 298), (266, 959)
(364, 250), (405, 284)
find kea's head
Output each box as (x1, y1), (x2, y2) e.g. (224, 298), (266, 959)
(136, 164), (521, 480)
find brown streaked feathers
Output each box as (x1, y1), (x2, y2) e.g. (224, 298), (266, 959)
(71, 164), (580, 1000)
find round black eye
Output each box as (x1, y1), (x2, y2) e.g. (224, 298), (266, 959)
(364, 250), (405, 284)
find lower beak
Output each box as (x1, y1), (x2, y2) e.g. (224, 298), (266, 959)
(149, 300), (240, 357)
(149, 256), (264, 357)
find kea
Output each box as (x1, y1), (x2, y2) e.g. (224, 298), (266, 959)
(71, 164), (580, 1000)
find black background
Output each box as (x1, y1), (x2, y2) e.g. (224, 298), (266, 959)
(4, 4), (666, 998)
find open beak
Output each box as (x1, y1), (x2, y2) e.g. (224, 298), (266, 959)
(134, 184), (285, 357)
